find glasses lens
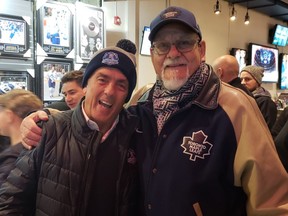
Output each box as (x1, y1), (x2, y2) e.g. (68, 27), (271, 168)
(152, 39), (199, 55)
(153, 42), (170, 55)
(176, 40), (198, 52)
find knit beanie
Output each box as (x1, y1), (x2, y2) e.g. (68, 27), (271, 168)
(241, 65), (264, 85)
(82, 46), (137, 103)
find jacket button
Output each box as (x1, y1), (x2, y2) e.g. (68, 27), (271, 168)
(163, 134), (167, 139)
(152, 168), (157, 174)
(147, 204), (152, 210)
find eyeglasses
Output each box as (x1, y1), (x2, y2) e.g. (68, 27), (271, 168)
(151, 39), (200, 55)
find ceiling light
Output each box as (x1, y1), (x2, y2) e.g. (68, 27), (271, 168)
(230, 4), (237, 21)
(244, 10), (250, 25)
(214, 0), (221, 15)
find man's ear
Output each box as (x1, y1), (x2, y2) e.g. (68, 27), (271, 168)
(5, 109), (15, 124)
(199, 40), (206, 60)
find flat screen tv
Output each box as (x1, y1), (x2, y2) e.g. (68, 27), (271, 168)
(278, 53), (288, 89)
(248, 43), (279, 83)
(0, 14), (29, 57)
(269, 24), (288, 47)
(140, 26), (151, 56)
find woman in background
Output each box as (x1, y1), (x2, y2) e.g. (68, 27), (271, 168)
(0, 89), (42, 187)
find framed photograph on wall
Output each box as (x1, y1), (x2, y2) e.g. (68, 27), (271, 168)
(230, 48), (247, 72)
(75, 2), (104, 63)
(37, 1), (73, 57)
(0, 71), (32, 94)
(39, 59), (72, 101)
(0, 14), (29, 58)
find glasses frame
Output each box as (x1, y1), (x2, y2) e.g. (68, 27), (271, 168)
(151, 38), (200, 55)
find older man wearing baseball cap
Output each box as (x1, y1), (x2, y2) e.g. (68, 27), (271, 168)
(0, 47), (139, 216)
(130, 6), (288, 216)
(240, 65), (277, 131)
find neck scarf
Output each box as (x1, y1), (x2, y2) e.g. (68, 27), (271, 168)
(153, 62), (210, 134)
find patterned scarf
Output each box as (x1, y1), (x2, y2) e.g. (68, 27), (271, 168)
(153, 62), (210, 134)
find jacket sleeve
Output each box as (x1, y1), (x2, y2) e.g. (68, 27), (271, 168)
(219, 86), (288, 215)
(0, 148), (39, 215)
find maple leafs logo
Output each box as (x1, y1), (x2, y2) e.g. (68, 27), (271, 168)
(181, 130), (213, 161)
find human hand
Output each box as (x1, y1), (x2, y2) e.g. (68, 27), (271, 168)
(20, 110), (49, 149)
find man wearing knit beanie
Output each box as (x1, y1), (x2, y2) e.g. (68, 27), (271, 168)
(240, 65), (277, 131)
(0, 46), (139, 215)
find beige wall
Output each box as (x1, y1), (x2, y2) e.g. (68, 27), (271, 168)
(102, 0), (288, 98)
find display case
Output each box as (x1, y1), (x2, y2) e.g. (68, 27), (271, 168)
(37, 1), (73, 57)
(75, 2), (104, 63)
(0, 14), (29, 58)
(0, 71), (32, 94)
(39, 59), (72, 101)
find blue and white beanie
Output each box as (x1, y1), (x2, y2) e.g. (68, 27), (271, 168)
(82, 46), (137, 103)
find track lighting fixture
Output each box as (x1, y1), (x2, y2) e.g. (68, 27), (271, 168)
(214, 0), (221, 15)
(244, 9), (250, 25)
(230, 4), (237, 21)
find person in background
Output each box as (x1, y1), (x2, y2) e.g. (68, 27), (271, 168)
(272, 106), (288, 138)
(274, 117), (288, 172)
(47, 70), (85, 111)
(116, 39), (137, 55)
(13, 6), (288, 216)
(212, 54), (253, 96)
(0, 47), (139, 215)
(0, 89), (42, 187)
(240, 65), (277, 131)
(0, 136), (10, 153)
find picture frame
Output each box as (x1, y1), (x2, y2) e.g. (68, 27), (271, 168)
(140, 26), (151, 56)
(0, 71), (32, 94)
(75, 2), (104, 63)
(40, 59), (72, 101)
(230, 48), (247, 72)
(0, 14), (29, 58)
(278, 53), (288, 90)
(37, 1), (73, 57)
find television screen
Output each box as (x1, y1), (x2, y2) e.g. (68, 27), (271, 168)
(0, 14), (28, 56)
(140, 26), (151, 56)
(270, 24), (288, 47)
(278, 53), (288, 89)
(249, 43), (279, 83)
(230, 48), (247, 72)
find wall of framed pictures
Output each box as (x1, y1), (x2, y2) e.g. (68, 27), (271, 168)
(0, 0), (104, 103)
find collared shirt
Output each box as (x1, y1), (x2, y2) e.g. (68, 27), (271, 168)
(81, 101), (119, 143)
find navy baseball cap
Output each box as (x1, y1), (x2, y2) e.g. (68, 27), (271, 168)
(149, 6), (202, 42)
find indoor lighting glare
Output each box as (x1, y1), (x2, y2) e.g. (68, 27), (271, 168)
(230, 4), (237, 21)
(244, 10), (250, 25)
(214, 0), (221, 15)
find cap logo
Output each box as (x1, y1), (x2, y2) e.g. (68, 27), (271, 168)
(102, 51), (119, 65)
(161, 8), (181, 20)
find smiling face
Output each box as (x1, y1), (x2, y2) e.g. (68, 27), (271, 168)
(62, 80), (86, 109)
(150, 23), (206, 90)
(83, 67), (129, 133)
